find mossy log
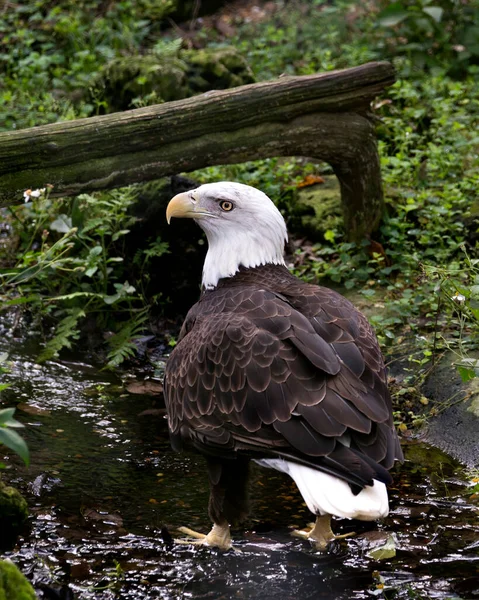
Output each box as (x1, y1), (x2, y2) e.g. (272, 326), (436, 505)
(0, 61), (395, 241)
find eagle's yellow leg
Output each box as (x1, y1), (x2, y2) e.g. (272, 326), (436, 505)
(175, 523), (232, 550)
(292, 514), (355, 550)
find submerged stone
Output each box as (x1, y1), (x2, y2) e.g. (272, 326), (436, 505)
(363, 532), (397, 560)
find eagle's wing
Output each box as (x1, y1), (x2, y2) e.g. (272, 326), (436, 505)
(164, 285), (402, 488)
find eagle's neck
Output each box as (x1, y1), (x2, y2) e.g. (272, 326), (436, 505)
(201, 228), (286, 290)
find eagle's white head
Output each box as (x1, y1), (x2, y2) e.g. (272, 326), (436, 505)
(166, 182), (288, 289)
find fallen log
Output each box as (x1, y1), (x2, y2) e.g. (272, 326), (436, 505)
(0, 61), (395, 240)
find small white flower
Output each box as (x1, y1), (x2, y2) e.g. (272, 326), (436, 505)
(23, 188), (45, 202)
(452, 292), (466, 304)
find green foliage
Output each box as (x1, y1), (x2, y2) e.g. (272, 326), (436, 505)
(375, 0), (479, 76)
(224, 0), (479, 81)
(0, 0), (178, 129)
(226, 1), (376, 80)
(0, 409), (30, 468)
(38, 307), (85, 362)
(423, 247), (479, 381)
(0, 188), (168, 366)
(0, 355), (29, 466)
(1, 0), (479, 380)
(106, 309), (149, 369)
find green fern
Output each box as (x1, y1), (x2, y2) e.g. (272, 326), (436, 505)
(38, 307), (85, 362)
(151, 37), (183, 59)
(106, 310), (149, 369)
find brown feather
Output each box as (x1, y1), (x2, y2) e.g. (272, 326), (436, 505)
(164, 264), (403, 490)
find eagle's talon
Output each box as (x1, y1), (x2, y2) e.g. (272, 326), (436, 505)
(174, 523), (233, 551)
(293, 515), (356, 551)
(176, 526), (207, 540)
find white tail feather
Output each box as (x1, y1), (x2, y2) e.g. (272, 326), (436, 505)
(256, 458), (389, 521)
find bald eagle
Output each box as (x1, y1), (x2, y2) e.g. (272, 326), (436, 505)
(165, 182), (403, 550)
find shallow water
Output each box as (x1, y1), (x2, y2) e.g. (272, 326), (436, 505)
(0, 317), (478, 600)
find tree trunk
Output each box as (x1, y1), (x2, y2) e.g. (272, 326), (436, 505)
(0, 61), (395, 241)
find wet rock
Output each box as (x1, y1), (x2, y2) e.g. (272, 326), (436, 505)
(126, 379), (164, 396)
(422, 351), (479, 467)
(36, 582), (74, 600)
(0, 481), (28, 551)
(16, 402), (51, 417)
(361, 531), (397, 560)
(0, 559), (36, 600)
(29, 473), (61, 497)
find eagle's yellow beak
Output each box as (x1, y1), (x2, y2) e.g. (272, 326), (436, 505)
(166, 192), (197, 224)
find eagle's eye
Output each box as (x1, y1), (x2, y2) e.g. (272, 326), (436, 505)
(219, 200), (234, 212)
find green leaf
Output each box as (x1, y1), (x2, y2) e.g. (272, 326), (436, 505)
(50, 291), (102, 301)
(377, 2), (410, 27)
(1, 295), (38, 307)
(103, 293), (120, 305)
(422, 6), (443, 22)
(0, 408), (24, 428)
(85, 266), (98, 277)
(0, 427), (29, 466)
(457, 366), (476, 382)
(112, 230), (130, 241)
(0, 408), (15, 424)
(38, 308), (85, 362)
(324, 230), (336, 242)
(50, 214), (73, 233)
(106, 309), (148, 368)
(89, 246), (103, 257)
(80, 218), (105, 235)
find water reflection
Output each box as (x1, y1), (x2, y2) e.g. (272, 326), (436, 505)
(0, 324), (478, 599)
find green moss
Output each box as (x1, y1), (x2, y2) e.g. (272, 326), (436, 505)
(0, 561), (36, 600)
(92, 54), (189, 112)
(0, 482), (29, 550)
(291, 176), (343, 241)
(92, 46), (254, 113)
(183, 47), (255, 93)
